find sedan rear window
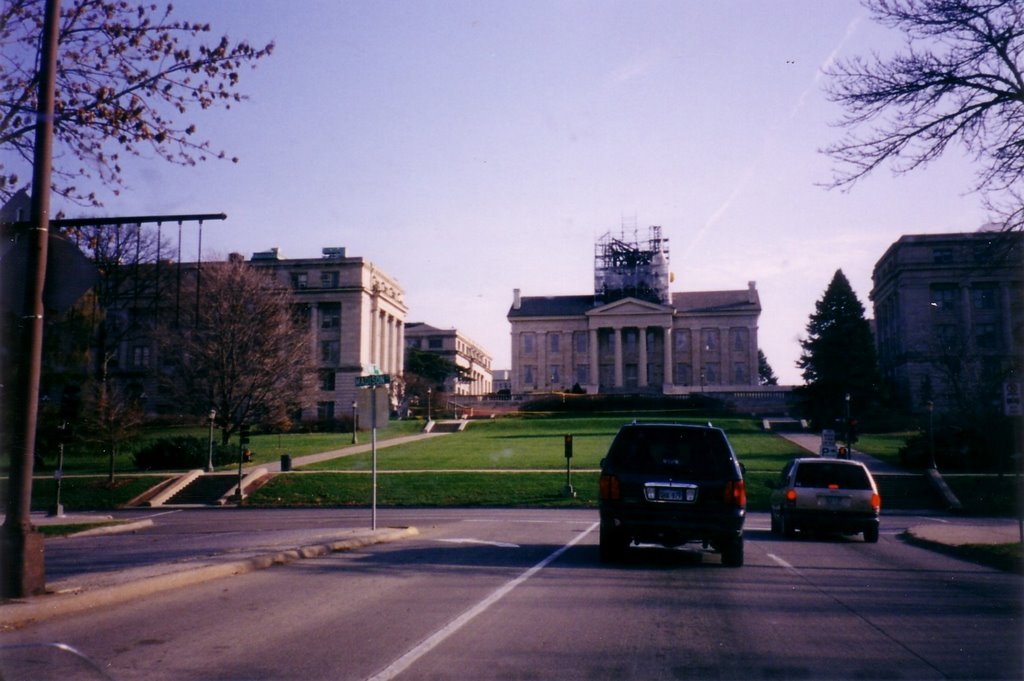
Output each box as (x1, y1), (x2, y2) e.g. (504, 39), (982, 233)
(607, 427), (733, 479)
(794, 463), (871, 490)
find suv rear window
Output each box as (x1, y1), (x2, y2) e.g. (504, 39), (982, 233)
(794, 462), (871, 489)
(606, 426), (733, 479)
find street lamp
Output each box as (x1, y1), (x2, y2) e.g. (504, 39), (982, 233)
(427, 388), (432, 422)
(352, 401), (358, 445)
(927, 401), (936, 469)
(206, 408), (217, 472)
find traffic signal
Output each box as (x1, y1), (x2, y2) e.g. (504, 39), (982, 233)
(239, 424), (251, 445)
(564, 434), (573, 458)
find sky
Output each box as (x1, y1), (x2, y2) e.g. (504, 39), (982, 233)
(44, 0), (991, 385)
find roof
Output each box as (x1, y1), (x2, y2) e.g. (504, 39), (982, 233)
(508, 289), (760, 318)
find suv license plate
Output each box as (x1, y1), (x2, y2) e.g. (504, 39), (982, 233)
(656, 487), (696, 502)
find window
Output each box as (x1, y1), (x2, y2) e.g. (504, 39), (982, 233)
(575, 364), (589, 385)
(702, 363), (719, 385)
(523, 365), (535, 386)
(132, 345), (150, 368)
(550, 365), (561, 385)
(976, 323), (998, 350)
(733, 362), (748, 384)
(930, 284), (957, 312)
(549, 333), (560, 354)
(731, 328), (749, 352)
(674, 329), (691, 353)
(522, 333), (535, 355)
(936, 324), (959, 352)
(428, 337), (443, 349)
(317, 401), (335, 421)
(702, 329), (719, 353)
(972, 284), (998, 312)
(320, 303), (340, 329)
(291, 272), (308, 289)
(574, 331), (588, 354)
(406, 338), (421, 349)
(624, 329), (638, 354)
(320, 340), (340, 364)
(675, 363), (692, 385)
(320, 271), (339, 288)
(319, 370), (336, 391)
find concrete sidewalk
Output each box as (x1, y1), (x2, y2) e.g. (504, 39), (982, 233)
(0, 520), (418, 628)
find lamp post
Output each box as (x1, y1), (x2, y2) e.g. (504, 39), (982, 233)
(427, 388), (432, 422)
(351, 401), (358, 445)
(927, 401), (936, 469)
(206, 408), (216, 472)
(844, 392), (851, 455)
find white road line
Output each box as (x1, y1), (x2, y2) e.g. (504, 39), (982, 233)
(767, 553), (796, 570)
(438, 538), (521, 549)
(366, 521), (599, 681)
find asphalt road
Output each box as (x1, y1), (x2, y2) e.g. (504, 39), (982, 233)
(3, 508), (1021, 680)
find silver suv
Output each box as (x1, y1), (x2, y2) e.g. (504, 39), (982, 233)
(768, 458), (881, 542)
(598, 422), (746, 566)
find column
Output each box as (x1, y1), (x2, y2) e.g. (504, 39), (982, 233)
(589, 328), (599, 387)
(613, 327), (623, 387)
(394, 320), (404, 375)
(638, 326), (648, 387)
(663, 326), (673, 387)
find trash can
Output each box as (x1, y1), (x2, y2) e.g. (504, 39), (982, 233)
(280, 454), (292, 472)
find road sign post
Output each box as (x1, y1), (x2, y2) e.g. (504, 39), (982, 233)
(356, 373), (390, 530)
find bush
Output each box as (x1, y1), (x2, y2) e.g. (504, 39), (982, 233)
(898, 421), (1014, 472)
(133, 436), (235, 471)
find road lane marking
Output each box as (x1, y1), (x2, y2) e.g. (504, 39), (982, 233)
(366, 521), (599, 681)
(767, 553), (795, 570)
(438, 538), (520, 548)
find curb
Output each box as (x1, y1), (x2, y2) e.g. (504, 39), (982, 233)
(0, 526), (419, 629)
(901, 529), (1022, 574)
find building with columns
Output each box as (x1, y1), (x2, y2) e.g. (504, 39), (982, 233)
(871, 231), (1022, 414)
(250, 246), (406, 422)
(507, 228), (762, 395)
(404, 322), (493, 395)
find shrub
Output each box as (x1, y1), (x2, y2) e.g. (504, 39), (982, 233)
(133, 436), (235, 470)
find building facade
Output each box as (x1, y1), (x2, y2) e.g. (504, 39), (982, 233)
(404, 322), (493, 395)
(507, 227), (761, 395)
(249, 247), (406, 421)
(871, 231), (1023, 413)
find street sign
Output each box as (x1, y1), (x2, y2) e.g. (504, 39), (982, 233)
(355, 374), (391, 387)
(820, 429), (837, 458)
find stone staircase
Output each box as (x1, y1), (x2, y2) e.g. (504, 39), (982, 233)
(164, 474), (239, 506)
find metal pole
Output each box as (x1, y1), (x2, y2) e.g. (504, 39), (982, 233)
(927, 401), (936, 470)
(371, 386), (378, 531)
(352, 401), (358, 445)
(2, 0), (60, 598)
(206, 409), (216, 472)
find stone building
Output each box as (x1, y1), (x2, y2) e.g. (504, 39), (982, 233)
(507, 227), (762, 395)
(871, 231), (1023, 413)
(249, 247), (406, 421)
(404, 322), (493, 395)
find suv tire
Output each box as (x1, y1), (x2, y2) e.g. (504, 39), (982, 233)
(599, 523), (629, 562)
(720, 536), (744, 567)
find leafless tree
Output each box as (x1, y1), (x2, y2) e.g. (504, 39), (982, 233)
(157, 259), (311, 444)
(0, 0), (273, 206)
(822, 0), (1024, 232)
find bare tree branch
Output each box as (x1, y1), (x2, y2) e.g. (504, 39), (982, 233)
(822, 0), (1024, 231)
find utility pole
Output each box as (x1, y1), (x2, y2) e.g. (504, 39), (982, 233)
(2, 0), (60, 598)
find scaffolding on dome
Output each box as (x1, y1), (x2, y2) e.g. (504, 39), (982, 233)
(594, 224), (670, 305)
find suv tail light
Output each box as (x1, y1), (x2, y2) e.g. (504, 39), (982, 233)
(599, 474), (620, 501)
(871, 493), (881, 511)
(723, 480), (746, 507)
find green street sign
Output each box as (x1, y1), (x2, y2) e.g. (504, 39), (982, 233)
(355, 374), (391, 387)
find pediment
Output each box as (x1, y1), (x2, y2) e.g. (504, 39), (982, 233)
(586, 297), (673, 318)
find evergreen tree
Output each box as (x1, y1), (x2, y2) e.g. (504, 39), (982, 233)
(796, 270), (880, 427)
(757, 349), (778, 386)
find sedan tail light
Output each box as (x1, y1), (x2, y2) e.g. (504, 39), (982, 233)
(599, 474), (620, 501)
(784, 488), (797, 505)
